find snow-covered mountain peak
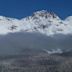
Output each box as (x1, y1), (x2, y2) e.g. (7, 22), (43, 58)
(0, 16), (19, 22)
(0, 16), (11, 21)
(0, 10), (72, 36)
(32, 10), (60, 20)
(0, 16), (5, 19)
(65, 16), (72, 21)
(65, 16), (72, 24)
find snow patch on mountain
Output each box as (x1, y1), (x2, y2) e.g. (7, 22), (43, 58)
(43, 49), (63, 54)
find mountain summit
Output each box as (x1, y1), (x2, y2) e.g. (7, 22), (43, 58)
(0, 10), (72, 36)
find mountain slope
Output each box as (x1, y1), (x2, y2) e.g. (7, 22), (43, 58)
(0, 10), (72, 36)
